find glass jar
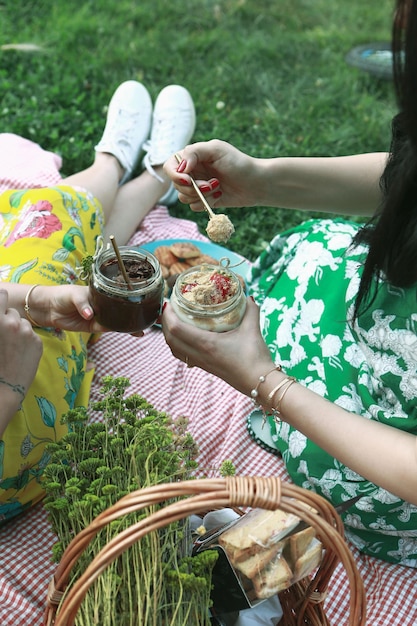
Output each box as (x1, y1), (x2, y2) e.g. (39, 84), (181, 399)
(89, 246), (164, 332)
(170, 264), (246, 332)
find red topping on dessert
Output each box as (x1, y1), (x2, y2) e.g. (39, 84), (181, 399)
(181, 282), (198, 293)
(178, 268), (237, 305)
(210, 272), (232, 300)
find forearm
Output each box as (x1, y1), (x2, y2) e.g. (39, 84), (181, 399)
(256, 371), (417, 504)
(0, 283), (94, 330)
(252, 152), (388, 216)
(0, 283), (44, 321)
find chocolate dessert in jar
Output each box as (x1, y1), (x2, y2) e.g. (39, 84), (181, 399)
(170, 264), (246, 332)
(89, 247), (164, 332)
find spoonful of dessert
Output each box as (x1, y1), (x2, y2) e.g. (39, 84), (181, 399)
(175, 153), (235, 244)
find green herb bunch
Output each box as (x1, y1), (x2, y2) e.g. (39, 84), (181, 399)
(42, 376), (217, 626)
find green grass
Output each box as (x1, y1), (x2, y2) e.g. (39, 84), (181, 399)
(0, 0), (396, 260)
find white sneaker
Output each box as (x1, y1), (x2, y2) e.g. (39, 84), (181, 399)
(95, 80), (152, 184)
(142, 85), (196, 203)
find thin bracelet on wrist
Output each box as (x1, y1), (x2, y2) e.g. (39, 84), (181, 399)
(250, 365), (282, 405)
(250, 364), (298, 427)
(0, 377), (26, 408)
(24, 284), (41, 327)
(269, 376), (297, 423)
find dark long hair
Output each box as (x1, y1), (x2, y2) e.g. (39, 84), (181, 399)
(353, 0), (417, 319)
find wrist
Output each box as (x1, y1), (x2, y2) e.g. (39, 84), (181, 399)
(250, 365), (298, 422)
(0, 409), (20, 439)
(250, 365), (283, 405)
(253, 158), (285, 207)
(24, 284), (49, 327)
(0, 377), (26, 437)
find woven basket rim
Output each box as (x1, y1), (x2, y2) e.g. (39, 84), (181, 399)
(43, 476), (366, 626)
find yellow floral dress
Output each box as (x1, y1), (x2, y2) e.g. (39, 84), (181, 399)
(0, 185), (104, 522)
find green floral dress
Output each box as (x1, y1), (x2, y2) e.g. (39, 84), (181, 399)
(0, 186), (103, 523)
(248, 218), (417, 566)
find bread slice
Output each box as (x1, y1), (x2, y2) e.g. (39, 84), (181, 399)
(293, 537), (322, 581)
(233, 541), (284, 579)
(218, 508), (300, 563)
(283, 525), (316, 565)
(252, 555), (293, 599)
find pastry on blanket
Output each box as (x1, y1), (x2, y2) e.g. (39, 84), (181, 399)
(233, 541), (284, 579)
(153, 245), (178, 267)
(293, 537), (322, 581)
(170, 242), (202, 259)
(160, 264), (170, 280)
(187, 253), (219, 267)
(169, 261), (192, 276)
(252, 554), (293, 599)
(218, 508), (300, 563)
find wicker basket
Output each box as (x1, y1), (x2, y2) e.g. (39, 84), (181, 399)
(43, 476), (366, 626)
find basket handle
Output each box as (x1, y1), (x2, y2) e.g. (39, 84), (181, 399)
(44, 476), (366, 626)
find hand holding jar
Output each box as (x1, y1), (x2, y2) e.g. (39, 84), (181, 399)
(162, 295), (275, 395)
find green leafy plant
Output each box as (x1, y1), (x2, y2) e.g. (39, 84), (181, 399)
(42, 376), (217, 626)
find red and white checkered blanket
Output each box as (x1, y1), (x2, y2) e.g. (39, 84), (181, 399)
(1, 134), (416, 626)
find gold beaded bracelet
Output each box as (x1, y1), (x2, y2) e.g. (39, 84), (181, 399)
(250, 366), (297, 427)
(250, 365), (282, 406)
(24, 284), (41, 327)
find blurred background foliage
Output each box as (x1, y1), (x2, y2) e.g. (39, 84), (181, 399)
(0, 0), (396, 259)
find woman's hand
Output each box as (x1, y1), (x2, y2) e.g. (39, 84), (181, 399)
(163, 139), (260, 212)
(47, 285), (144, 335)
(0, 290), (43, 436)
(161, 297), (275, 396)
(33, 284), (106, 333)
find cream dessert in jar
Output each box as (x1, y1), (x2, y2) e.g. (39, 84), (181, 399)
(170, 264), (246, 332)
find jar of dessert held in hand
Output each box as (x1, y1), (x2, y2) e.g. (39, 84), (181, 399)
(89, 246), (164, 332)
(170, 264), (246, 332)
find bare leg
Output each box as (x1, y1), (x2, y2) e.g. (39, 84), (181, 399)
(61, 81), (196, 245)
(64, 152), (122, 221)
(103, 165), (170, 244)
(65, 156), (170, 245)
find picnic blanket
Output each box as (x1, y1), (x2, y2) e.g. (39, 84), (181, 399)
(0, 133), (416, 625)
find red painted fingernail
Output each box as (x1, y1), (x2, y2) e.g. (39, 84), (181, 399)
(177, 159), (187, 173)
(213, 190), (222, 199)
(179, 177), (190, 185)
(199, 185), (211, 193)
(210, 178), (220, 189)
